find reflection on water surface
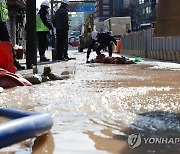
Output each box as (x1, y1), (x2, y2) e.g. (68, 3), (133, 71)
(0, 56), (180, 154)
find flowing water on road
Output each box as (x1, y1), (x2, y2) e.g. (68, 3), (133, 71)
(0, 52), (180, 154)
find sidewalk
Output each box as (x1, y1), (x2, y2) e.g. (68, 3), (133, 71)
(17, 46), (180, 76)
(17, 46), (79, 76)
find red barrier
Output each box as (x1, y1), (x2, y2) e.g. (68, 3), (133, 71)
(116, 39), (121, 53)
(0, 42), (16, 73)
(0, 68), (32, 89)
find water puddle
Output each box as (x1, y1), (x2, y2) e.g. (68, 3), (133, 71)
(0, 54), (180, 153)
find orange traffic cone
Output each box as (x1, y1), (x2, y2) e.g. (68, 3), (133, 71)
(116, 39), (121, 54)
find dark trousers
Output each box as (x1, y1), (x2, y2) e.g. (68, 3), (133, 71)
(37, 31), (48, 57)
(56, 29), (68, 59)
(0, 20), (10, 41)
(64, 39), (68, 58)
(96, 41), (113, 57)
(0, 20), (18, 64)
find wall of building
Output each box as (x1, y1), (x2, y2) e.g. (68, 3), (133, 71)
(94, 0), (114, 22)
(114, 0), (124, 16)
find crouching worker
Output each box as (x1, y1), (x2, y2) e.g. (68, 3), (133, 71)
(86, 31), (117, 63)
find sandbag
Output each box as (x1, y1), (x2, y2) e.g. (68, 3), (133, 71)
(23, 74), (42, 84)
(0, 68), (32, 89)
(0, 42), (16, 73)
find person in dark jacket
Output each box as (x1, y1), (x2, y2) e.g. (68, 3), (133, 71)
(36, 1), (53, 62)
(86, 31), (117, 62)
(0, 0), (25, 70)
(54, 0), (69, 61)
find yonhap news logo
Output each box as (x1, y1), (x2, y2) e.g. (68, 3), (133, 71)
(128, 133), (142, 149)
(128, 133), (180, 149)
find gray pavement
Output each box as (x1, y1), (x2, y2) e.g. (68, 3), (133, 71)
(17, 46), (80, 75)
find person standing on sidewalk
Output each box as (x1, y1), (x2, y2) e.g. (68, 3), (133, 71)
(54, 0), (69, 61)
(0, 0), (25, 70)
(36, 1), (53, 62)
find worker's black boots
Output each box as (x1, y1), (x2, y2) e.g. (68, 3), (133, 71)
(40, 56), (50, 62)
(14, 60), (25, 70)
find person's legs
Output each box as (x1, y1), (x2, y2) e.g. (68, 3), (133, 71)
(108, 41), (114, 57)
(56, 29), (67, 60)
(64, 32), (69, 59)
(0, 21), (10, 41)
(0, 21), (25, 70)
(37, 32), (46, 56)
(37, 31), (49, 61)
(0, 21), (15, 59)
(96, 44), (105, 56)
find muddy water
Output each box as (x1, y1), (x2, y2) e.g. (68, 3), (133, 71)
(0, 56), (180, 154)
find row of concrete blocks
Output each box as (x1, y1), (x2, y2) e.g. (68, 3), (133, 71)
(120, 49), (180, 62)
